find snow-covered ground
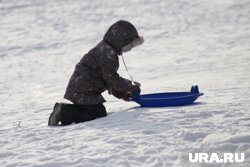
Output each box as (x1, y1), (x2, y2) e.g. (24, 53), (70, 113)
(1, 0), (250, 166)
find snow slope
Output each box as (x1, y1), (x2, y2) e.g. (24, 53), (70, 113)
(0, 0), (250, 166)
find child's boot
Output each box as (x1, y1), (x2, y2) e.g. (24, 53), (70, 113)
(48, 103), (62, 126)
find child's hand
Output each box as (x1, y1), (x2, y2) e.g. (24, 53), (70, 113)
(121, 83), (141, 101)
(122, 92), (133, 101)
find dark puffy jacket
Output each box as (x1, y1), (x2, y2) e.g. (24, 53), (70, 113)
(64, 20), (140, 105)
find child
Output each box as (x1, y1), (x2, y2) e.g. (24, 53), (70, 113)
(48, 20), (144, 126)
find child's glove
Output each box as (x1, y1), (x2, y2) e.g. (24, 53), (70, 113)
(122, 84), (141, 101)
(122, 92), (133, 101)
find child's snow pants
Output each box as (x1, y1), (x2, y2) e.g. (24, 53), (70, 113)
(60, 103), (107, 125)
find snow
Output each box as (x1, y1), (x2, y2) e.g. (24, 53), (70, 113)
(1, 0), (250, 166)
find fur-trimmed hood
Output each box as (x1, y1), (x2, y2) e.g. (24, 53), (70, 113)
(103, 20), (143, 55)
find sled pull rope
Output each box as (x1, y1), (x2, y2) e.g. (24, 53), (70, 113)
(121, 55), (135, 84)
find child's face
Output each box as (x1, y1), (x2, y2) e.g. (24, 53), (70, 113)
(121, 36), (144, 53)
(122, 43), (134, 52)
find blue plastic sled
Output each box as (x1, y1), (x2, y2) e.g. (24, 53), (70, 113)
(131, 85), (204, 107)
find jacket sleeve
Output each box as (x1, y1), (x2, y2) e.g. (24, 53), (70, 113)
(99, 52), (133, 95)
(109, 88), (125, 99)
